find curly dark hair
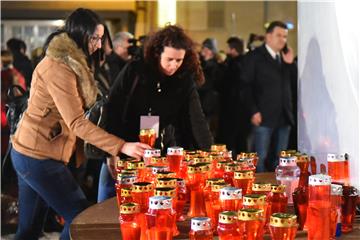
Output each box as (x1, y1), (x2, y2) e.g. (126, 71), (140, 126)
(144, 25), (204, 86)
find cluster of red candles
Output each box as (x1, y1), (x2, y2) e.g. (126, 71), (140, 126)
(116, 145), (357, 240)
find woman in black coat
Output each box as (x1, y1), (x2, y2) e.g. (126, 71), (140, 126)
(98, 25), (213, 202)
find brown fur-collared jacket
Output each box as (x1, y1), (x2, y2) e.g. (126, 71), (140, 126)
(12, 33), (124, 163)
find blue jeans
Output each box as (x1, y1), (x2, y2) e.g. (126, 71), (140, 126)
(253, 125), (291, 172)
(97, 162), (116, 203)
(11, 149), (89, 240)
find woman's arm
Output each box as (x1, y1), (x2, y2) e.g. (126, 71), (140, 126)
(44, 61), (125, 156)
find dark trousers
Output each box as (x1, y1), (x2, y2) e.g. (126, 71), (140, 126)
(253, 125), (291, 172)
(97, 162), (116, 203)
(11, 149), (89, 240)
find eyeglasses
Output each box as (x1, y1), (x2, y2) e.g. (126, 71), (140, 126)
(90, 35), (104, 45)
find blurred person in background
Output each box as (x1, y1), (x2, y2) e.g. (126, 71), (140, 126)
(217, 36), (250, 156)
(241, 21), (296, 172)
(106, 31), (134, 84)
(6, 38), (33, 89)
(1, 49), (26, 168)
(198, 38), (223, 139)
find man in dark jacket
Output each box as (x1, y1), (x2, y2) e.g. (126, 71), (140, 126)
(241, 21), (296, 172)
(218, 37), (250, 155)
(6, 38), (33, 89)
(106, 32), (133, 84)
(198, 38), (223, 138)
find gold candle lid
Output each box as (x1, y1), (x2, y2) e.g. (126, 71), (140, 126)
(117, 157), (136, 168)
(252, 182), (271, 192)
(216, 161), (228, 169)
(237, 152), (258, 159)
(116, 158), (125, 168)
(206, 178), (225, 187)
(209, 153), (224, 161)
(192, 157), (211, 164)
(117, 171), (135, 177)
(121, 169), (138, 176)
(120, 202), (140, 214)
(187, 163), (210, 174)
(271, 184), (286, 193)
(127, 161), (145, 170)
(234, 170), (254, 179)
(248, 152), (257, 157)
(121, 187), (132, 197)
(155, 171), (176, 179)
(211, 144), (227, 152)
(150, 157), (168, 165)
(132, 182), (154, 193)
(238, 208), (264, 221)
(154, 187), (176, 198)
(233, 159), (249, 168)
(243, 194), (267, 206)
(296, 154), (309, 163)
(280, 150), (297, 157)
(218, 211), (237, 224)
(185, 152), (200, 160)
(237, 152), (248, 159)
(225, 163), (241, 172)
(198, 150), (209, 157)
(156, 178), (177, 188)
(140, 128), (155, 136)
(211, 182), (230, 192)
(185, 150), (197, 155)
(270, 213), (297, 227)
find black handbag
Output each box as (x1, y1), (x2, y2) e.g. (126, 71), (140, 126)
(83, 75), (139, 159)
(83, 92), (109, 159)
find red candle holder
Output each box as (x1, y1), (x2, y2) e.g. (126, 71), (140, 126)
(238, 208), (265, 240)
(217, 211), (241, 239)
(189, 217), (213, 240)
(139, 128), (156, 148)
(269, 213), (298, 240)
(119, 202), (141, 240)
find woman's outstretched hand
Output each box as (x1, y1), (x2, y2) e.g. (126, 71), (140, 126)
(120, 142), (151, 159)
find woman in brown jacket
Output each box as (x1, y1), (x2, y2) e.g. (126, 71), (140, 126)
(10, 8), (150, 240)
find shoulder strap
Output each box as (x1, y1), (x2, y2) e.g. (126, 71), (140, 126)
(121, 75), (139, 123)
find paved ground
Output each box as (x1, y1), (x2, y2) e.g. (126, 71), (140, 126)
(2, 232), (61, 240)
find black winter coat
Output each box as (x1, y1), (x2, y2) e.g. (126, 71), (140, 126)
(241, 44), (296, 128)
(106, 59), (213, 151)
(106, 52), (127, 86)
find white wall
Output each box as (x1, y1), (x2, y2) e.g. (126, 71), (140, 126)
(298, 0), (360, 188)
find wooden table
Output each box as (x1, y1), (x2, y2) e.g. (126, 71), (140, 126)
(70, 173), (360, 239)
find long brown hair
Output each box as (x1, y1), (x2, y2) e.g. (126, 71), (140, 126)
(144, 25), (204, 86)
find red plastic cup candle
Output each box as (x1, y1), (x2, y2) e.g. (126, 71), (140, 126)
(145, 196), (176, 240)
(269, 213), (298, 240)
(119, 202), (141, 240)
(167, 147), (184, 177)
(217, 211), (241, 240)
(233, 170), (255, 195)
(238, 208), (265, 240)
(219, 186), (242, 212)
(307, 174), (331, 240)
(143, 149), (161, 166)
(189, 217), (213, 240)
(327, 153), (350, 185)
(139, 128), (156, 147)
